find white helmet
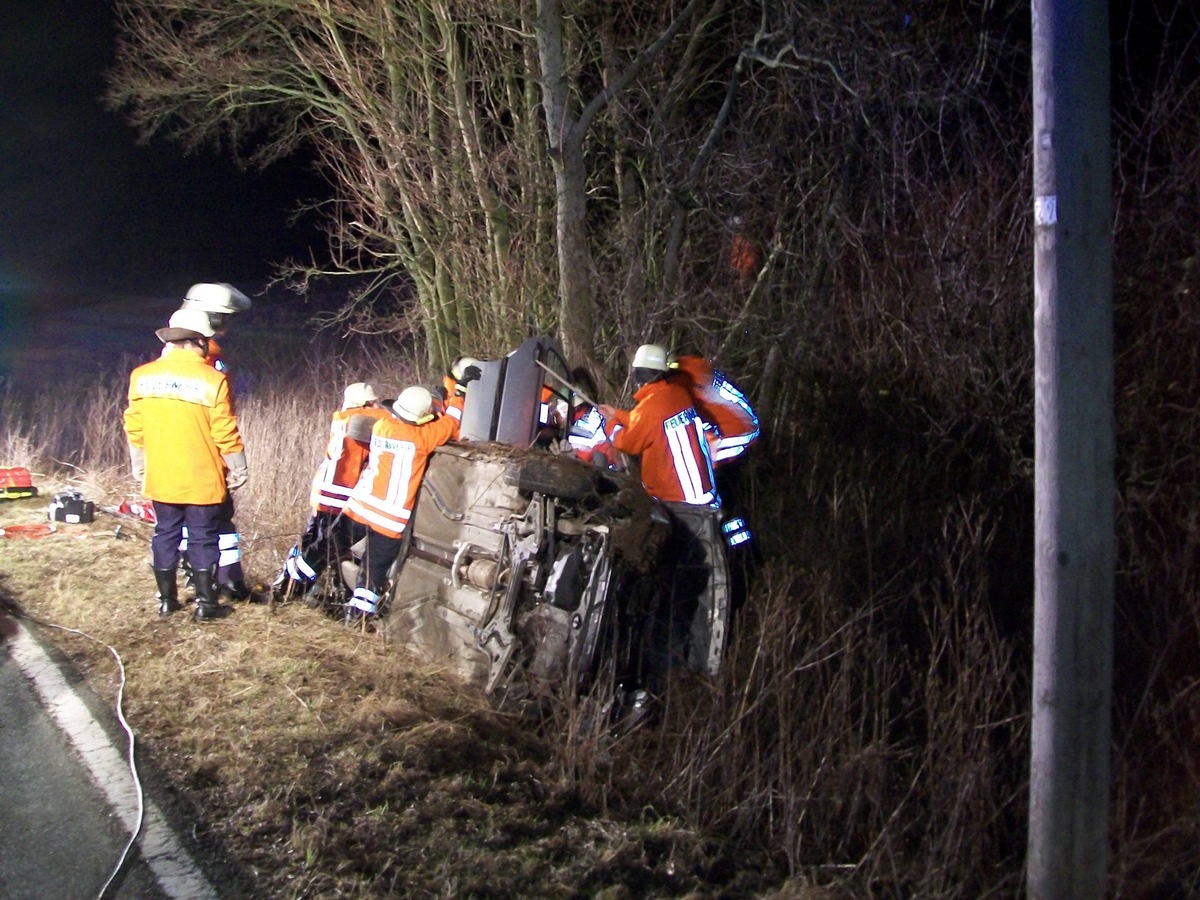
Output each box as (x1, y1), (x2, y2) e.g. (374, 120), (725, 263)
(394, 386), (434, 424)
(451, 356), (481, 381)
(182, 283), (252, 314)
(342, 382), (378, 410)
(631, 343), (669, 372)
(156, 307), (216, 343)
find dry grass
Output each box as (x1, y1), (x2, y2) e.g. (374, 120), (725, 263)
(1, 492), (754, 898)
(4, 300), (1199, 896)
(1, 337), (773, 898)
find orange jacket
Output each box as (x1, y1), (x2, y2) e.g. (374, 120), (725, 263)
(730, 234), (762, 280)
(345, 410), (461, 539)
(669, 355), (760, 465)
(310, 406), (393, 513)
(124, 348), (244, 505)
(604, 379), (717, 506)
(435, 373), (465, 422)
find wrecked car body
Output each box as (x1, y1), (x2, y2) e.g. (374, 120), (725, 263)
(346, 337), (732, 703)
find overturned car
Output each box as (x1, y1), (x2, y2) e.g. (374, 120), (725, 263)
(341, 337), (732, 705)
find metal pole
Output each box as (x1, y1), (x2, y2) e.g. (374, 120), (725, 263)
(1028, 0), (1114, 897)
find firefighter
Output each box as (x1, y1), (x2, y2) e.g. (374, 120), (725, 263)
(342, 386), (462, 623)
(728, 216), (762, 287)
(598, 344), (718, 507)
(437, 356), (482, 422)
(176, 282), (254, 601)
(599, 344), (727, 675)
(180, 281), (252, 373)
(564, 367), (618, 468)
(669, 352), (758, 596)
(276, 382), (392, 603)
(123, 307), (248, 621)
(667, 353), (760, 467)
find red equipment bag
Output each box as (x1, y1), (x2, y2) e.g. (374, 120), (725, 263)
(117, 499), (156, 524)
(0, 467), (38, 500)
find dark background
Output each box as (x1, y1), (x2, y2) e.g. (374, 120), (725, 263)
(1, 0), (323, 385)
(1, 0), (321, 307)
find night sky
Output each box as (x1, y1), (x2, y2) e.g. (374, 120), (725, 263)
(1, 0), (323, 384)
(0, 1), (1174, 389)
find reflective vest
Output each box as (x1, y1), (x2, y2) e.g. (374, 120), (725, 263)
(310, 406), (393, 513)
(670, 356), (760, 465)
(124, 348), (244, 505)
(605, 379), (717, 506)
(345, 411), (461, 539)
(567, 405), (617, 467)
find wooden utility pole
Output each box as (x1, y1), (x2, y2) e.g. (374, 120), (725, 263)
(1027, 0), (1114, 897)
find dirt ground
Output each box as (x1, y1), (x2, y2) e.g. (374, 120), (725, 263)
(0, 489), (788, 899)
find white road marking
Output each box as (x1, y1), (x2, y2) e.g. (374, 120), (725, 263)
(9, 624), (219, 899)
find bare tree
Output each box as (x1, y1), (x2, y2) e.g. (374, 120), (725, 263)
(108, 0), (716, 373)
(110, 0), (553, 369)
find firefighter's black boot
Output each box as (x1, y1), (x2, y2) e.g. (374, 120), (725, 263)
(154, 568), (181, 618)
(192, 565), (233, 621)
(218, 579), (253, 602)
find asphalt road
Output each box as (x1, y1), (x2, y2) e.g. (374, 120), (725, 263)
(0, 622), (222, 899)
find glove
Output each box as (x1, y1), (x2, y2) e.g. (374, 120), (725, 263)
(459, 365), (482, 385)
(223, 451), (249, 492)
(128, 443), (146, 484)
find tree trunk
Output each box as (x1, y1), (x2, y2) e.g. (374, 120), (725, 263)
(535, 0), (597, 368)
(553, 138), (598, 368)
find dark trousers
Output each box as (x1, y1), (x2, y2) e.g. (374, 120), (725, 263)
(299, 510), (352, 578)
(152, 501), (222, 572)
(347, 519), (405, 594)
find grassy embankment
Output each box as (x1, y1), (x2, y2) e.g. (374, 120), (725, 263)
(1, 322), (1196, 897)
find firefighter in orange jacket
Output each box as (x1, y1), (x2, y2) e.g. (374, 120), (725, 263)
(124, 308), (248, 621)
(276, 382), (392, 601)
(436, 356), (482, 422)
(598, 344), (719, 507)
(599, 344), (726, 676)
(343, 386), (462, 621)
(564, 367), (619, 468)
(668, 354), (760, 466)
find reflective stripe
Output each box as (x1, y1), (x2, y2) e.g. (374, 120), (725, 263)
(218, 531), (241, 567)
(133, 373), (216, 407)
(182, 529), (240, 559)
(712, 431), (756, 462)
(664, 411), (714, 505)
(285, 549), (317, 582)
(446, 405), (462, 421)
(567, 407), (607, 451)
(314, 482), (353, 510)
(350, 587), (379, 613)
(345, 499), (411, 535)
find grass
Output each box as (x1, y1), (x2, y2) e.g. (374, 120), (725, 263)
(1, 492), (760, 898)
(2, 322), (1199, 897)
